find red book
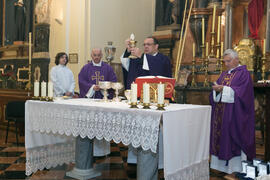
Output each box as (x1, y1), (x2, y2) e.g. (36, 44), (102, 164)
(135, 76), (176, 98)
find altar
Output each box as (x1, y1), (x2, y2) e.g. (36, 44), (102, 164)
(25, 99), (211, 180)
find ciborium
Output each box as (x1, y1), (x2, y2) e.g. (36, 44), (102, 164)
(128, 33), (137, 59)
(99, 81), (112, 102)
(104, 41), (116, 65)
(112, 82), (123, 102)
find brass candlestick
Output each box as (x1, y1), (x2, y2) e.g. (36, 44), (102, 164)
(209, 32), (216, 58)
(191, 57), (197, 87)
(156, 103), (165, 111)
(130, 102), (138, 108)
(143, 103), (150, 109)
(215, 44), (221, 71)
(203, 57), (210, 87)
(47, 97), (54, 102)
(199, 44), (205, 71)
(32, 96), (40, 100)
(261, 55), (267, 81)
(40, 96), (47, 101)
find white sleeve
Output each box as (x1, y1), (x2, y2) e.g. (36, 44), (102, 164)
(120, 53), (130, 71)
(68, 70), (76, 94)
(221, 86), (235, 103)
(85, 85), (95, 98)
(213, 90), (221, 102)
(142, 54), (149, 70)
(50, 68), (65, 96)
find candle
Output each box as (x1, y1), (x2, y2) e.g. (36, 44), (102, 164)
(217, 16), (221, 44)
(221, 42), (224, 56)
(41, 81), (47, 97)
(143, 82), (150, 104)
(131, 83), (137, 103)
(212, 4), (216, 33)
(130, 33), (135, 41)
(193, 43), (196, 57)
(263, 39), (266, 55)
(206, 42), (209, 57)
(202, 18), (205, 45)
(48, 81), (53, 98)
(157, 82), (164, 104)
(34, 81), (39, 97)
(29, 32), (31, 65)
(216, 48), (220, 58)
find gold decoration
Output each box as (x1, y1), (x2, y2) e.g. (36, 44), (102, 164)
(234, 38), (255, 71)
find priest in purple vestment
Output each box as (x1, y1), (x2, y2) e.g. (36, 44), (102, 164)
(79, 48), (117, 99)
(121, 36), (172, 89)
(209, 49), (255, 174)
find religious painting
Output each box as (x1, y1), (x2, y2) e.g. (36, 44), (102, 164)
(69, 53), (78, 64)
(17, 67), (29, 82)
(176, 68), (190, 86)
(35, 0), (51, 24)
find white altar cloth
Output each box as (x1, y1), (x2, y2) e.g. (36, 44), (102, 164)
(25, 99), (211, 180)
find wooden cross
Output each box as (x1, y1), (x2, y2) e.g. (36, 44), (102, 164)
(91, 71), (104, 85)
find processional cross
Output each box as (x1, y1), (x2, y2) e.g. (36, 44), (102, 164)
(92, 71), (104, 85)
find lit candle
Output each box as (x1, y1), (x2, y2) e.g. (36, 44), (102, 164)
(48, 81), (53, 98)
(41, 81), (47, 97)
(193, 43), (196, 57)
(206, 42), (209, 57)
(263, 39), (266, 55)
(130, 33), (135, 41)
(131, 82), (137, 103)
(202, 18), (205, 45)
(143, 82), (150, 104)
(34, 81), (39, 97)
(29, 32), (31, 65)
(212, 4), (216, 33)
(157, 82), (164, 104)
(217, 16), (221, 44)
(221, 42), (224, 56)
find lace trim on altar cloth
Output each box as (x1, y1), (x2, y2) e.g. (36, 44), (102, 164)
(165, 159), (209, 180)
(27, 102), (161, 153)
(26, 141), (75, 176)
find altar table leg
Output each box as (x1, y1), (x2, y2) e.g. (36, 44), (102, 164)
(66, 136), (101, 180)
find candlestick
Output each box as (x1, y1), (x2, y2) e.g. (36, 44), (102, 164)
(157, 82), (164, 104)
(48, 81), (53, 98)
(217, 16), (221, 44)
(34, 81), (39, 97)
(41, 81), (47, 98)
(212, 4), (216, 33)
(143, 83), (150, 104)
(221, 42), (224, 56)
(220, 42), (224, 73)
(193, 43), (196, 57)
(202, 18), (205, 45)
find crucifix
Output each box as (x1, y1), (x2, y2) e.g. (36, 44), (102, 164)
(91, 71), (104, 85)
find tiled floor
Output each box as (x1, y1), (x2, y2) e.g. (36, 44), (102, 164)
(0, 128), (265, 180)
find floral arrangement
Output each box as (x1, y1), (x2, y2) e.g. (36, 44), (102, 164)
(0, 72), (16, 82)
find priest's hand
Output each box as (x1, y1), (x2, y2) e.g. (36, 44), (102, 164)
(65, 92), (72, 96)
(212, 85), (223, 92)
(93, 85), (100, 91)
(130, 47), (142, 58)
(125, 38), (132, 52)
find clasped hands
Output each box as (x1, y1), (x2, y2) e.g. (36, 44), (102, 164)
(212, 82), (223, 92)
(125, 38), (142, 58)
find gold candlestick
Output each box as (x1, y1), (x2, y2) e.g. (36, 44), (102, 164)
(143, 103), (150, 109)
(262, 55), (266, 81)
(191, 43), (197, 87)
(130, 102), (138, 108)
(156, 103), (165, 111)
(203, 56), (210, 87)
(215, 44), (221, 71)
(209, 32), (216, 58)
(25, 32), (32, 91)
(220, 42), (224, 73)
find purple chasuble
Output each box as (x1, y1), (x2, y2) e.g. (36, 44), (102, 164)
(124, 52), (172, 89)
(209, 65), (255, 161)
(79, 61), (117, 99)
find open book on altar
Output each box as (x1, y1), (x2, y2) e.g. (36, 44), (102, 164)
(135, 76), (176, 98)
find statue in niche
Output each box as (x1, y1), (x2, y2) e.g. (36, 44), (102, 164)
(33, 66), (41, 82)
(14, 0), (25, 41)
(35, 0), (51, 24)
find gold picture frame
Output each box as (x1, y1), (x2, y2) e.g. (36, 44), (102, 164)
(69, 53), (78, 64)
(17, 67), (30, 82)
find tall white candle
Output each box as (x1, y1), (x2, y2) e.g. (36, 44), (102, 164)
(212, 4), (216, 33)
(143, 82), (150, 104)
(221, 42), (224, 56)
(157, 82), (164, 104)
(131, 83), (137, 103)
(34, 81), (39, 97)
(41, 81), (47, 97)
(217, 16), (221, 44)
(48, 81), (53, 98)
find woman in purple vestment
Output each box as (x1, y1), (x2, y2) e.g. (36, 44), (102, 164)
(209, 49), (255, 174)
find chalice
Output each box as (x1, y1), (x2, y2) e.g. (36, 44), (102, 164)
(124, 90), (131, 104)
(112, 82), (123, 102)
(99, 81), (112, 102)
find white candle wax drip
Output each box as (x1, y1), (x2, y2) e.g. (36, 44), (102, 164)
(157, 83), (164, 104)
(41, 81), (47, 97)
(143, 83), (150, 104)
(131, 83), (137, 103)
(34, 81), (39, 97)
(48, 81), (53, 98)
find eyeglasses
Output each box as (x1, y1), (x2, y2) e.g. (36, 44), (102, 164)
(143, 43), (155, 46)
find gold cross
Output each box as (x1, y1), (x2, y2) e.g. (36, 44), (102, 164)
(91, 71), (104, 85)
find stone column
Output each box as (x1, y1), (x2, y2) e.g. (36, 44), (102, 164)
(225, 1), (233, 49)
(243, 6), (249, 38)
(266, 0), (270, 52)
